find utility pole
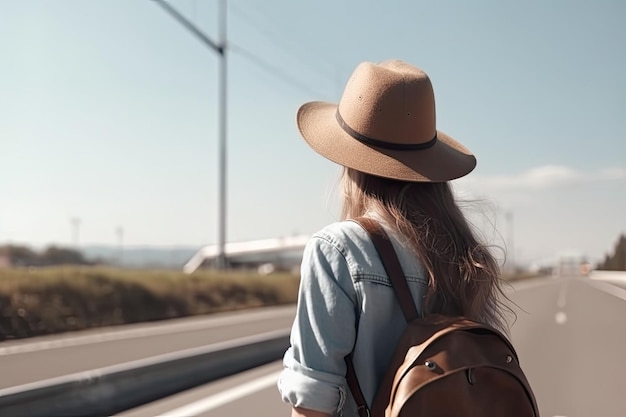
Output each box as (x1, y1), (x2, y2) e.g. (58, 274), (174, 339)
(153, 0), (228, 270)
(505, 210), (515, 273)
(70, 217), (81, 248)
(116, 226), (124, 266)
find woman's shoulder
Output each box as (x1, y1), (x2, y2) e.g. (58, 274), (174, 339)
(310, 218), (403, 249)
(308, 218), (427, 282)
(310, 220), (371, 249)
(302, 220), (381, 279)
(299, 220), (372, 265)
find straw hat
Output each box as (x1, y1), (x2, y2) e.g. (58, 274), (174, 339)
(296, 60), (476, 182)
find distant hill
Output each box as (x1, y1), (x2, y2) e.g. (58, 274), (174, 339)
(81, 246), (200, 269)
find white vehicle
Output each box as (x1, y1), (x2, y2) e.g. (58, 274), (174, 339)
(183, 235), (310, 274)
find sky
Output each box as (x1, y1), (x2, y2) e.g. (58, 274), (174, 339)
(1, 0), (625, 267)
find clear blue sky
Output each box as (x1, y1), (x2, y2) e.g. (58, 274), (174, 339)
(1, 0), (625, 266)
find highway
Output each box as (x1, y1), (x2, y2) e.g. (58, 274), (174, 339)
(0, 305), (295, 389)
(508, 277), (626, 417)
(114, 361), (290, 417)
(1, 276), (625, 416)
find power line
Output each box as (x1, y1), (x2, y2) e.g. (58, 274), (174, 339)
(229, 2), (337, 80)
(238, 2), (335, 67)
(153, 0), (222, 53)
(156, 2), (335, 99)
(229, 42), (328, 98)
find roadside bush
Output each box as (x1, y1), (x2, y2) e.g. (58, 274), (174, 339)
(0, 266), (300, 341)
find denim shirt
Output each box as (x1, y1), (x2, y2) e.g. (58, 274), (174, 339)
(278, 216), (429, 416)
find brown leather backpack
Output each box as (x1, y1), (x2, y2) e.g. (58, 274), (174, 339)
(346, 218), (540, 417)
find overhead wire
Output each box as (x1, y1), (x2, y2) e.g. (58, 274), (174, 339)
(228, 2), (338, 99)
(229, 2), (337, 80)
(153, 1), (335, 98)
(228, 42), (325, 97)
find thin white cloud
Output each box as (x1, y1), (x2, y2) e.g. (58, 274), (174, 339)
(457, 165), (625, 192)
(599, 167), (626, 180)
(452, 165), (626, 265)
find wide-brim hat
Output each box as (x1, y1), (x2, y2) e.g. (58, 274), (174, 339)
(296, 60), (476, 182)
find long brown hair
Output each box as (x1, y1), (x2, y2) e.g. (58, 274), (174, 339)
(341, 167), (511, 331)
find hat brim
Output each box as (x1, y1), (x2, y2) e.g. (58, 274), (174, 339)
(297, 101), (477, 182)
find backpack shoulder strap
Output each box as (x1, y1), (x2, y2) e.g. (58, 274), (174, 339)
(345, 217), (419, 417)
(352, 217), (419, 321)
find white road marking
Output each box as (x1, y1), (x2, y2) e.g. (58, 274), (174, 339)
(556, 281), (568, 308)
(157, 371), (282, 417)
(554, 311), (568, 325)
(554, 281), (569, 325)
(0, 306), (293, 356)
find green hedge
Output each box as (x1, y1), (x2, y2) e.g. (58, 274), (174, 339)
(0, 266), (300, 341)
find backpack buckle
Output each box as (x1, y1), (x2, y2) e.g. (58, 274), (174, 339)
(357, 405), (371, 417)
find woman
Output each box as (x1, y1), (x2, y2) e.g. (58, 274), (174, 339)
(278, 60), (509, 417)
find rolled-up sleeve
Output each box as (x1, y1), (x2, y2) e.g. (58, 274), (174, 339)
(278, 234), (357, 415)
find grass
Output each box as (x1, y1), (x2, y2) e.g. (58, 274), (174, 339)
(0, 265), (541, 341)
(0, 266), (300, 341)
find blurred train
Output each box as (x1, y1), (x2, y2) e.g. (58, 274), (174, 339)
(183, 235), (310, 274)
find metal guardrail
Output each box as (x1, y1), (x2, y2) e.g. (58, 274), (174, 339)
(0, 329), (290, 417)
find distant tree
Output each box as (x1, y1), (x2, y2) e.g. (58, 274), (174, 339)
(597, 234), (626, 271)
(40, 246), (89, 266)
(0, 245), (39, 266)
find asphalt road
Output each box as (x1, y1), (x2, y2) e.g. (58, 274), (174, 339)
(2, 277), (625, 416)
(117, 277), (626, 417)
(508, 277), (626, 417)
(0, 305), (296, 389)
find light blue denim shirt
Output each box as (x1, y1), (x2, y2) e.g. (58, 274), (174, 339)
(278, 216), (428, 416)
